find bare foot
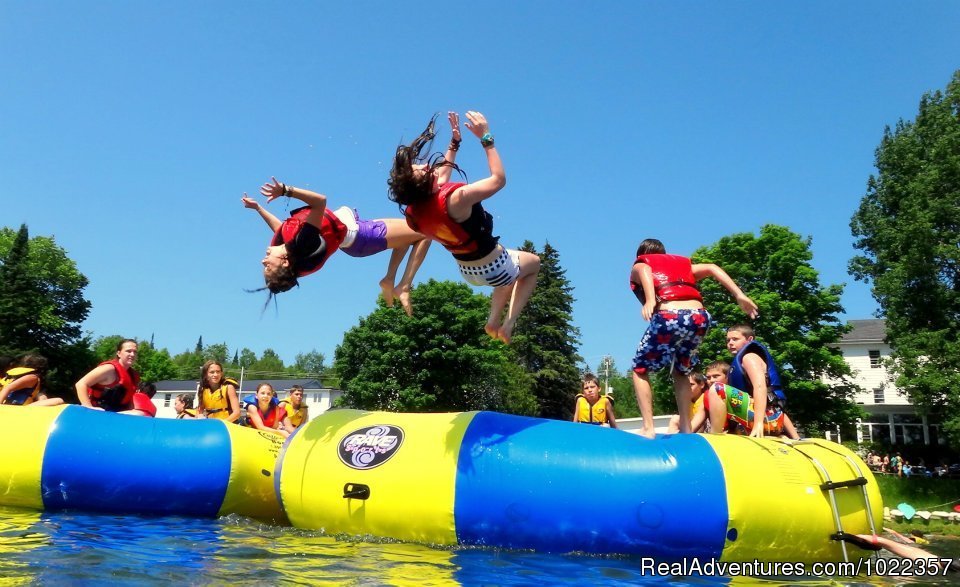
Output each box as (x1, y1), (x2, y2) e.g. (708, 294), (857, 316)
(638, 428), (657, 440)
(484, 322), (500, 339)
(379, 278), (395, 307)
(497, 320), (516, 344)
(394, 285), (413, 316)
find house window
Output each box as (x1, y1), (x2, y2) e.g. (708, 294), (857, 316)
(164, 393), (171, 407)
(868, 350), (881, 368)
(873, 387), (885, 404)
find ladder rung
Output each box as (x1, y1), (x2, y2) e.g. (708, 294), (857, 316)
(820, 478), (868, 491)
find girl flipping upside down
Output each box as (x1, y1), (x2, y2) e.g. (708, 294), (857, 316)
(243, 174), (435, 315)
(387, 111), (540, 343)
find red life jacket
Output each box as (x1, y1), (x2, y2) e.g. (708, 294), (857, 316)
(243, 395), (282, 429)
(131, 392), (157, 417)
(404, 182), (498, 261)
(271, 206), (349, 277)
(630, 254), (702, 304)
(88, 359), (141, 411)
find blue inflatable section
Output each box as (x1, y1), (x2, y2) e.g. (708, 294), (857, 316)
(454, 412), (729, 557)
(42, 409), (233, 516)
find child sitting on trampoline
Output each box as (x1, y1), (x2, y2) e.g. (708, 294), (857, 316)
(691, 361), (799, 439)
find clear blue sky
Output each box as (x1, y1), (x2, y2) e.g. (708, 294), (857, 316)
(2, 2), (958, 374)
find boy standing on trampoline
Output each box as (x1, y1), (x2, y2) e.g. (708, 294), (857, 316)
(629, 239), (758, 438)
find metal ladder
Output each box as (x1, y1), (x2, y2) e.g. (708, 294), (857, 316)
(783, 439), (879, 562)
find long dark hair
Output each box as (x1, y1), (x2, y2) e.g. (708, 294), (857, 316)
(388, 114), (463, 207)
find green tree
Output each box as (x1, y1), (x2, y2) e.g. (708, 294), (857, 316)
(136, 341), (178, 383)
(692, 225), (860, 435)
(251, 349), (285, 375)
(334, 279), (534, 414)
(91, 335), (125, 361)
(203, 342), (229, 365)
(238, 348), (257, 369)
(849, 71), (960, 446)
(0, 225), (93, 397)
(510, 241), (582, 419)
(172, 347), (205, 380)
(293, 350), (326, 376)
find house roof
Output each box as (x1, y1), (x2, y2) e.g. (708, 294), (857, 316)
(153, 378), (332, 393)
(840, 319), (886, 343)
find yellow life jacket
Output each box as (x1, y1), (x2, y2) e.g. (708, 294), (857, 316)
(690, 394), (704, 419)
(574, 394), (610, 425)
(176, 408), (198, 419)
(1, 367), (40, 406)
(200, 384), (234, 419)
(279, 399), (308, 428)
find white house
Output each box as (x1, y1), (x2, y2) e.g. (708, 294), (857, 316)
(834, 319), (943, 446)
(149, 378), (341, 419)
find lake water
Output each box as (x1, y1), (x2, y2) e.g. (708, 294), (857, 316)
(0, 507), (956, 585)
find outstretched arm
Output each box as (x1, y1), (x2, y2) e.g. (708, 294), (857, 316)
(691, 264), (758, 318)
(242, 195), (283, 232)
(260, 177), (328, 229)
(435, 111), (462, 186)
(448, 111), (506, 219)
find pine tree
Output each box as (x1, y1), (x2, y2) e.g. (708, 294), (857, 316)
(510, 241), (583, 419)
(0, 225), (44, 355)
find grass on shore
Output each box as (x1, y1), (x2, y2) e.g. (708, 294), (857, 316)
(873, 475), (960, 536)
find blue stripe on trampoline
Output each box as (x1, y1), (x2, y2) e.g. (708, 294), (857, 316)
(454, 412), (728, 558)
(41, 407), (232, 516)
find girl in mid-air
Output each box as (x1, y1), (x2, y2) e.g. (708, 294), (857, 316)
(388, 111), (540, 342)
(242, 117), (469, 315)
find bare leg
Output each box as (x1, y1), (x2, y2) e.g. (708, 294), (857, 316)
(497, 251), (541, 344)
(667, 414), (681, 434)
(394, 238), (431, 316)
(782, 413), (800, 439)
(486, 285), (512, 339)
(671, 371), (693, 433)
(27, 397), (65, 407)
(707, 386), (728, 434)
(631, 371), (656, 439)
(380, 246), (408, 308)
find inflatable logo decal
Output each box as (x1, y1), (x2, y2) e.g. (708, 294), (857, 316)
(338, 425), (404, 470)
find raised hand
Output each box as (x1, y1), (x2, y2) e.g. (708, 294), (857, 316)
(260, 177), (287, 203)
(464, 111), (490, 139)
(241, 194), (260, 209)
(737, 294), (759, 319)
(448, 111), (461, 142)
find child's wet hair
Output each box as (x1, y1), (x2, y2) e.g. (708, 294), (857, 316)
(636, 238), (666, 256)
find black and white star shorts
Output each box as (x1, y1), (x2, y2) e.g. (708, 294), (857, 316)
(457, 247), (521, 287)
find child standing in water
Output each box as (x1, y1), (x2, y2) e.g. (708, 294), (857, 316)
(629, 238), (758, 438)
(388, 111), (540, 342)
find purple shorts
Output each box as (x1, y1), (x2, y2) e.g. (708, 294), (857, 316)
(340, 210), (388, 258)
